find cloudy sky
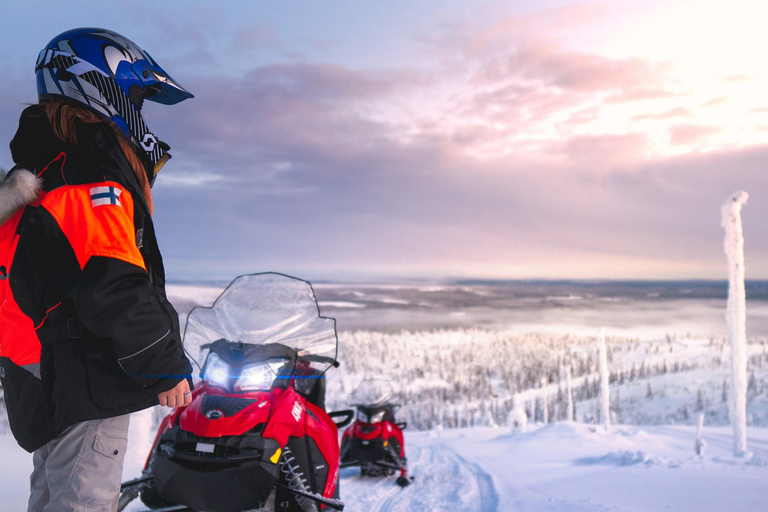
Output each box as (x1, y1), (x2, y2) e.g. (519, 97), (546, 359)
(1, 0), (767, 281)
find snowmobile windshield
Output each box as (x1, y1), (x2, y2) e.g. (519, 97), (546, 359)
(183, 273), (339, 386)
(348, 379), (399, 408)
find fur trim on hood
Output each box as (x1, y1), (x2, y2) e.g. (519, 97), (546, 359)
(0, 169), (42, 225)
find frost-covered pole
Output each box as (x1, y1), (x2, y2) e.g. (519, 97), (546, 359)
(695, 412), (706, 456)
(598, 328), (610, 431)
(721, 191), (749, 457)
(565, 364), (574, 421)
(563, 364), (574, 421)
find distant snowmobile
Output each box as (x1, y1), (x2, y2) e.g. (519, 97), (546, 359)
(339, 380), (411, 487)
(118, 273), (355, 512)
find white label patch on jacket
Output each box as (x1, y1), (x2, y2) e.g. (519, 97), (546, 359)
(291, 401), (303, 422)
(90, 186), (122, 207)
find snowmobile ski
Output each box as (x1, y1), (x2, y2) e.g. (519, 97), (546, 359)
(120, 474), (153, 490)
(275, 482), (345, 511)
(396, 475), (413, 487)
(130, 505), (190, 512)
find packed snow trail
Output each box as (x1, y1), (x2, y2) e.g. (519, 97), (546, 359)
(340, 441), (498, 512)
(438, 445), (499, 512)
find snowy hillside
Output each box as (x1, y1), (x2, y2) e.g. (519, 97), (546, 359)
(2, 422), (767, 511)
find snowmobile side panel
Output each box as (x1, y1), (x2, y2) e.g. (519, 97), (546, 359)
(262, 386), (308, 447)
(303, 401), (340, 498)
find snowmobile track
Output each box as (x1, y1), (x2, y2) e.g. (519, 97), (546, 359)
(343, 441), (498, 512)
(369, 484), (402, 512)
(441, 446), (499, 512)
(431, 444), (498, 512)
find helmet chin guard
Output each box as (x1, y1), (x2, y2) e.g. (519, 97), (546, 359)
(36, 28), (193, 173)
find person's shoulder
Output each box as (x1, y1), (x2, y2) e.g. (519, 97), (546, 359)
(57, 144), (132, 189)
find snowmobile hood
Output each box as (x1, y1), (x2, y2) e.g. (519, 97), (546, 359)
(178, 386), (272, 438)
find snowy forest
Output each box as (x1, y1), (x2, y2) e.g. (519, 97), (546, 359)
(327, 329), (768, 430)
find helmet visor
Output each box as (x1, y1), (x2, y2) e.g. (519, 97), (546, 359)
(131, 57), (193, 105)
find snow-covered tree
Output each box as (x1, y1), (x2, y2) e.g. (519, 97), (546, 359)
(483, 407), (496, 428)
(508, 406), (528, 433)
(696, 388), (705, 411)
(748, 370), (758, 395)
(721, 191), (749, 457)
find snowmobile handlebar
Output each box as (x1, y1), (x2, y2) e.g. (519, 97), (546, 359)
(297, 353), (339, 367)
(328, 409), (355, 428)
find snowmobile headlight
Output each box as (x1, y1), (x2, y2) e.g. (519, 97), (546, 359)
(203, 352), (230, 389)
(370, 410), (386, 424)
(357, 410), (369, 423)
(235, 358), (287, 392)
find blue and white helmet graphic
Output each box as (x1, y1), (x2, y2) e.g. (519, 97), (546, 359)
(35, 28), (193, 167)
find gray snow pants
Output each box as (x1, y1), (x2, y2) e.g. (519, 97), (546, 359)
(28, 415), (130, 512)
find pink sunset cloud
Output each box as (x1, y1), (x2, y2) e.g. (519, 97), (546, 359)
(631, 107), (694, 123)
(702, 96), (729, 107)
(547, 133), (651, 167)
(669, 124), (723, 146)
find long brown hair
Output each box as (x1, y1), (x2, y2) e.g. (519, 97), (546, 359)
(43, 100), (153, 214)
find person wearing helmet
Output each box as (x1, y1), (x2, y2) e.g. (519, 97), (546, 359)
(0, 28), (194, 511)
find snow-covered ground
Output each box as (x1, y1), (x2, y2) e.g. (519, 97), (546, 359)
(342, 422), (768, 512)
(2, 422), (767, 511)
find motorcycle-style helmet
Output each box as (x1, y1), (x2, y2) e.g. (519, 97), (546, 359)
(35, 28), (193, 182)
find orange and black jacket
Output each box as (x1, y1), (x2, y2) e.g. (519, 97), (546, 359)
(0, 105), (192, 451)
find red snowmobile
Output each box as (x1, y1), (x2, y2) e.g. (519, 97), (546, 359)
(339, 380), (410, 487)
(118, 273), (354, 512)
